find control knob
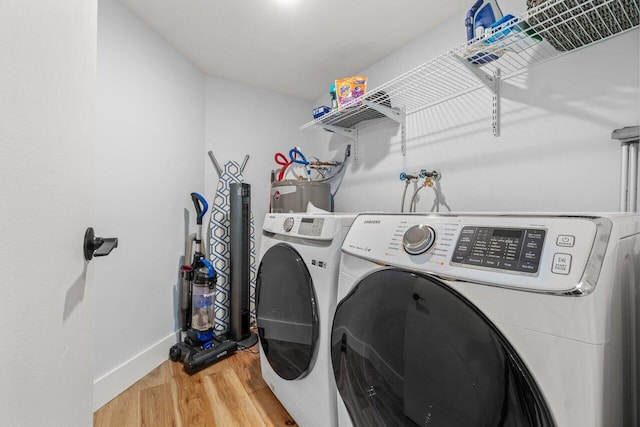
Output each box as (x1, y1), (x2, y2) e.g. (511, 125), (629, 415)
(283, 217), (294, 232)
(402, 224), (436, 255)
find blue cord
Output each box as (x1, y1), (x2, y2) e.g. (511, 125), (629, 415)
(199, 257), (215, 278)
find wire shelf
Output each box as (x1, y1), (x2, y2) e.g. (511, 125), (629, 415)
(300, 0), (639, 133)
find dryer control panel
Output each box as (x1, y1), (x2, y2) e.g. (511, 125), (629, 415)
(342, 213), (612, 294)
(263, 213), (356, 241)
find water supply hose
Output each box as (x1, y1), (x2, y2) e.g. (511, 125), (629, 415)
(409, 180), (428, 213)
(409, 173), (442, 212)
(401, 180), (411, 212)
(432, 184), (441, 212)
(289, 147), (311, 181)
(274, 152), (292, 181)
(399, 172), (416, 212)
(400, 169), (427, 212)
(314, 145), (350, 185)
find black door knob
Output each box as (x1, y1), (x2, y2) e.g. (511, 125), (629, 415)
(84, 227), (118, 261)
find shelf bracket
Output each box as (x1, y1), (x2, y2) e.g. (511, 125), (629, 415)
(352, 128), (360, 165)
(318, 124), (360, 165)
(492, 69), (501, 137)
(455, 57), (501, 136)
(456, 56), (497, 89)
(360, 99), (404, 124)
(360, 100), (407, 156)
(317, 123), (356, 140)
(398, 106), (406, 156)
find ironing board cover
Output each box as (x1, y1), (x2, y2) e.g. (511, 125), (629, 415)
(207, 160), (256, 333)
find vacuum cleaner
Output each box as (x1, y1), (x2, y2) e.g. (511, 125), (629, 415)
(170, 187), (258, 374)
(169, 192), (237, 374)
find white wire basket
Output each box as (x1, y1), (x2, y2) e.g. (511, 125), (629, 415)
(526, 0), (639, 51)
(301, 0), (639, 133)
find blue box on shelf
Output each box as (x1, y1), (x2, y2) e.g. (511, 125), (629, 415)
(313, 106), (331, 119)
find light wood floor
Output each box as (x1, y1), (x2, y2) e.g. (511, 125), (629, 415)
(93, 344), (297, 427)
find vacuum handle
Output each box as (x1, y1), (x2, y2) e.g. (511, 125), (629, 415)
(190, 192), (208, 225)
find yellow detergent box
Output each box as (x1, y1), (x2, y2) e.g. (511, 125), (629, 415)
(335, 76), (367, 107)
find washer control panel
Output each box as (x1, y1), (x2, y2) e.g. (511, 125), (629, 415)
(451, 226), (545, 274)
(342, 214), (610, 294)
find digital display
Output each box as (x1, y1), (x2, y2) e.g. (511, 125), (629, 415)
(451, 226), (546, 274)
(492, 229), (523, 239)
(298, 218), (324, 236)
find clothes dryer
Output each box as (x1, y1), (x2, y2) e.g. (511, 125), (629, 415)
(257, 212), (356, 427)
(332, 213), (640, 427)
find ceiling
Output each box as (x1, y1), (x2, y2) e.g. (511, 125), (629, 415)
(118, 0), (469, 101)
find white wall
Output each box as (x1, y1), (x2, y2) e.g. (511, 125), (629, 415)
(313, 0), (639, 214)
(0, 1), (97, 425)
(204, 77), (313, 252)
(94, 0), (205, 409)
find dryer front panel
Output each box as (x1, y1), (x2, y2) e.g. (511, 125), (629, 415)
(256, 243), (319, 380)
(331, 269), (554, 427)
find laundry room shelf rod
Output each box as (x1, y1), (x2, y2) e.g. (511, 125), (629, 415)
(300, 0), (639, 153)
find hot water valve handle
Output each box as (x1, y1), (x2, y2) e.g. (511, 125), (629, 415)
(83, 227), (118, 261)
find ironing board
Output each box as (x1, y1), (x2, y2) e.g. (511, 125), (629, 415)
(207, 152), (256, 334)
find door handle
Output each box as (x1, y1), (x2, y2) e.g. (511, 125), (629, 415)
(84, 227), (118, 261)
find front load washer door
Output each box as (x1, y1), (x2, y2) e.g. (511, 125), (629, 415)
(256, 243), (319, 380)
(331, 269), (554, 427)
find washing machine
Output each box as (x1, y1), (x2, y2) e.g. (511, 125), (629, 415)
(332, 213), (640, 427)
(256, 212), (356, 427)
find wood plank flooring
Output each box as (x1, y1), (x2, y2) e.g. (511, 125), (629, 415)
(94, 344), (298, 427)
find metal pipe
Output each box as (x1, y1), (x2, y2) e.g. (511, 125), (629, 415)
(620, 142), (629, 212)
(612, 126), (639, 213)
(181, 233), (196, 331)
(240, 155), (250, 173)
(207, 151), (223, 177)
(629, 142), (638, 212)
(314, 145), (351, 183)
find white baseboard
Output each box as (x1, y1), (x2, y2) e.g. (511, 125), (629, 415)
(93, 331), (179, 411)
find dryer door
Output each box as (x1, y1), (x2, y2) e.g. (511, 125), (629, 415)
(332, 269), (554, 427)
(256, 243), (318, 380)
